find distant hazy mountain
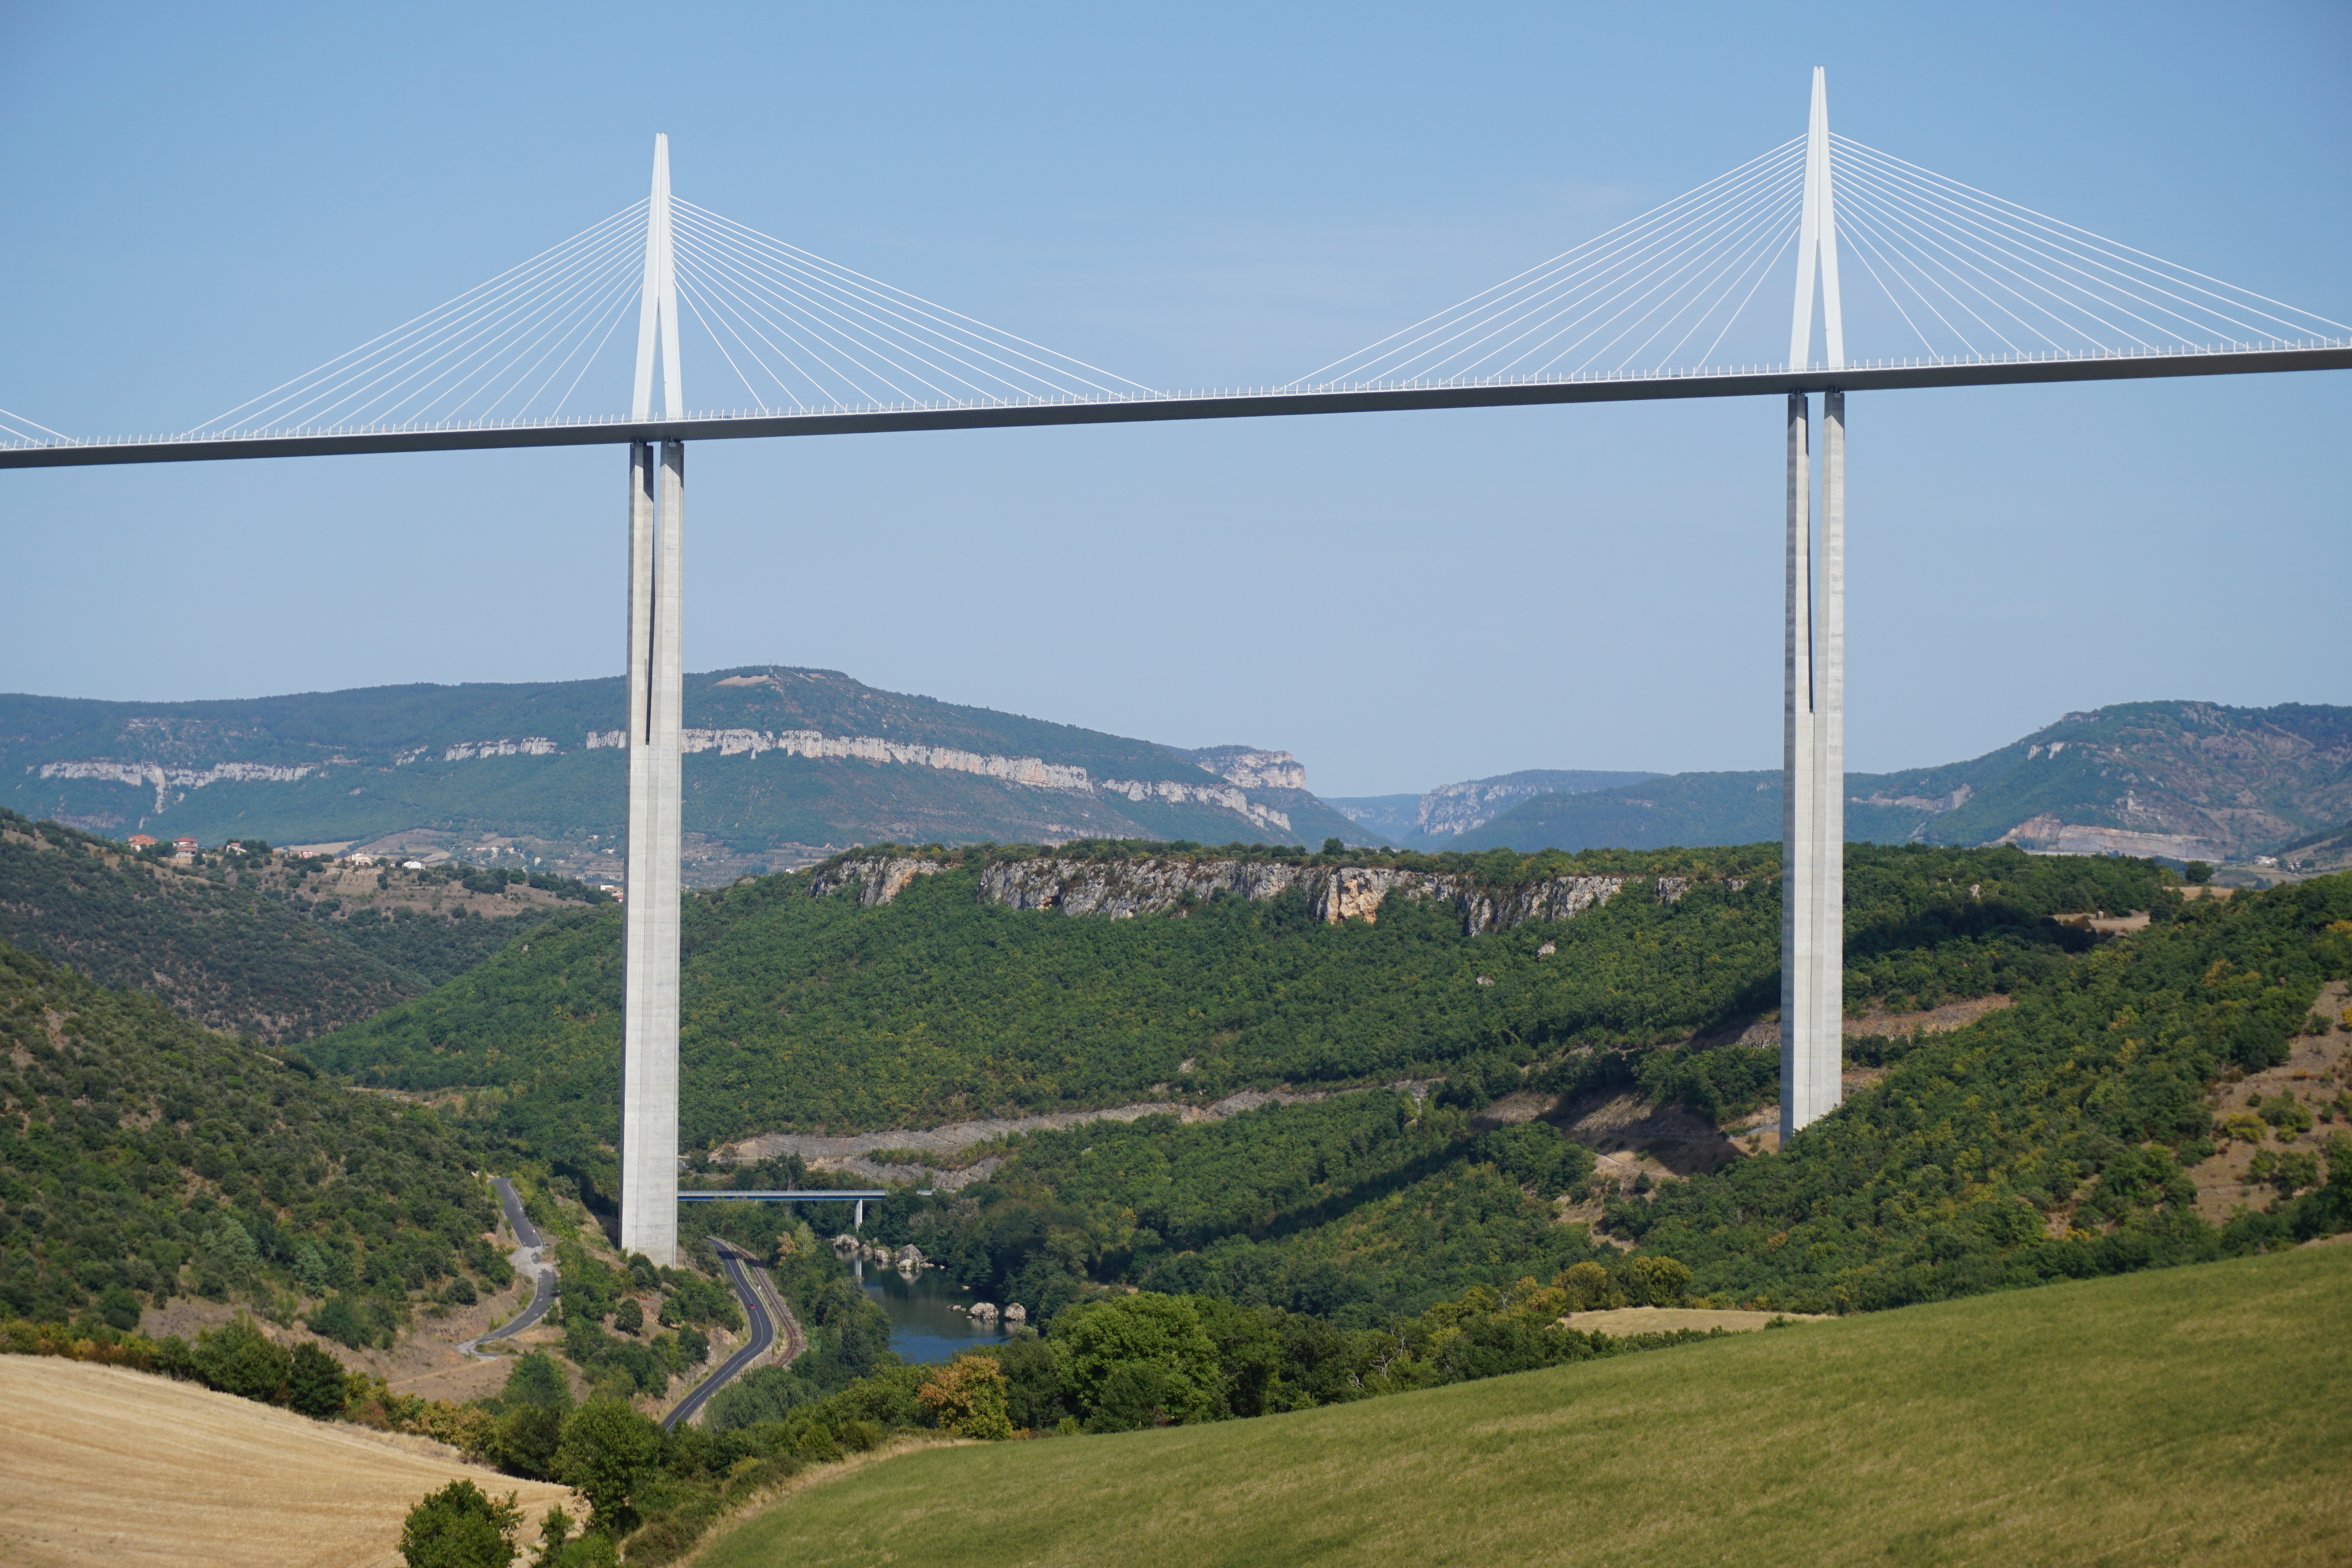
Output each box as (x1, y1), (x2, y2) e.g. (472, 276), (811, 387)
(1, 668), (1367, 885)
(1452, 701), (2352, 867)
(1327, 769), (1661, 848)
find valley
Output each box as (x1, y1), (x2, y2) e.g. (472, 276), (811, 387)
(4, 707), (2349, 1567)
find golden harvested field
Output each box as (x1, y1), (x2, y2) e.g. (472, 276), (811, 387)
(0, 1357), (576, 1568)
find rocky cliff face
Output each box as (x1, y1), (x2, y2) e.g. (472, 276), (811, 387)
(1176, 746), (1309, 791)
(818, 852), (1725, 935)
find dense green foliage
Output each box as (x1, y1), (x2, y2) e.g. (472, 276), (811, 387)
(312, 842), (2172, 1155)
(1608, 872), (2352, 1311)
(0, 940), (505, 1333)
(540, 1236), (742, 1400)
(400, 1477), (522, 1568)
(846, 872), (2348, 1325)
(876, 1095), (1611, 1326)
(0, 810), (587, 1041)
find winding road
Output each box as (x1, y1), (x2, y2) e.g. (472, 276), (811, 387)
(663, 1239), (800, 1430)
(459, 1177), (559, 1358)
(461, 1178), (794, 1423)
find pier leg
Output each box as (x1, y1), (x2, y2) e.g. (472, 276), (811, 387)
(620, 441), (684, 1264)
(1813, 392), (1846, 1129)
(1780, 391), (1847, 1142)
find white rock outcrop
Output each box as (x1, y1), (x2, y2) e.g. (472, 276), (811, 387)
(823, 852), (1713, 936)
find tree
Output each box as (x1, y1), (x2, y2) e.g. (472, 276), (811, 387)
(2186, 861), (2215, 884)
(915, 1355), (1013, 1439)
(555, 1398), (663, 1531)
(1561, 1262), (1620, 1311)
(493, 1406), (565, 1480)
(192, 1315), (292, 1403)
(497, 1351), (573, 1415)
(1623, 1256), (1693, 1307)
(288, 1341), (348, 1419)
(398, 1479), (520, 1568)
(610, 1297), (643, 1335)
(529, 1507), (574, 1568)
(1050, 1293), (1221, 1430)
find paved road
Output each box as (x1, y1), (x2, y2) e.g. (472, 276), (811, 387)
(461, 1178), (557, 1356)
(662, 1242), (779, 1431)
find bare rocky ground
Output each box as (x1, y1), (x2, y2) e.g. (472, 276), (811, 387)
(720, 998), (2020, 1197)
(720, 1084), (1438, 1187)
(2179, 979), (2348, 1228)
(139, 1217), (546, 1404)
(0, 1356), (576, 1568)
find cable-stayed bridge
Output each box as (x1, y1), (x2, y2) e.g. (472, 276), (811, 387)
(2, 82), (2343, 466)
(5, 73), (2341, 1266)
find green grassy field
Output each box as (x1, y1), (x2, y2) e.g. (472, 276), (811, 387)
(700, 1244), (2352, 1567)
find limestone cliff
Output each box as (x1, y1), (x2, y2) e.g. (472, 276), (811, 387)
(818, 851), (1728, 935)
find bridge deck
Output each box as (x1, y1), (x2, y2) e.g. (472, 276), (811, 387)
(5, 345), (2346, 469)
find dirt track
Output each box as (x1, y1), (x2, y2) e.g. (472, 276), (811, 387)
(0, 1357), (575, 1568)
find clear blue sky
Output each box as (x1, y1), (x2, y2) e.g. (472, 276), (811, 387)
(2, 1), (2346, 796)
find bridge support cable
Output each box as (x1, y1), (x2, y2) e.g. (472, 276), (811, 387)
(664, 200), (1157, 409)
(182, 203), (651, 438)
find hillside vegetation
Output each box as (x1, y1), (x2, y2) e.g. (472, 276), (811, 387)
(0, 940), (506, 1337)
(1458, 700), (2352, 865)
(695, 1245), (2352, 1568)
(310, 841), (2170, 1153)
(0, 809), (593, 1042)
(736, 869), (2348, 1329)
(2, 666), (1362, 879)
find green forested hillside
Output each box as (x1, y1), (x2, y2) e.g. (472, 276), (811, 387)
(841, 871), (2349, 1328)
(1458, 700), (2352, 863)
(2, 667), (1364, 878)
(1612, 870), (2352, 1310)
(310, 841), (2170, 1156)
(0, 941), (505, 1336)
(0, 810), (589, 1042)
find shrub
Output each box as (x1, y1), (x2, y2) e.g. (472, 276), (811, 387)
(493, 1406), (565, 1481)
(288, 1342), (348, 1419)
(398, 1478), (520, 1568)
(192, 1315), (291, 1403)
(916, 1355), (1014, 1440)
(556, 1398), (663, 1531)
(1561, 1261), (1622, 1311)
(1622, 1256), (1693, 1307)
(1050, 1293), (1221, 1430)
(2218, 1111), (2266, 1144)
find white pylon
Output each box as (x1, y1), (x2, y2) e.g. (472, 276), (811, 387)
(1789, 68), (1845, 373)
(1782, 72), (1846, 1142)
(631, 133), (683, 422)
(620, 135), (685, 1265)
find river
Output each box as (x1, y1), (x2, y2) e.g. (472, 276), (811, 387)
(854, 1259), (1010, 1364)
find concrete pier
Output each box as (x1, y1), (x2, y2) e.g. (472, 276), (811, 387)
(1780, 389), (1846, 1141)
(619, 439), (684, 1264)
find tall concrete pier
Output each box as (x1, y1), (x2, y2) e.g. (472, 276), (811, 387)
(619, 137), (684, 1265)
(1780, 70), (1847, 1141)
